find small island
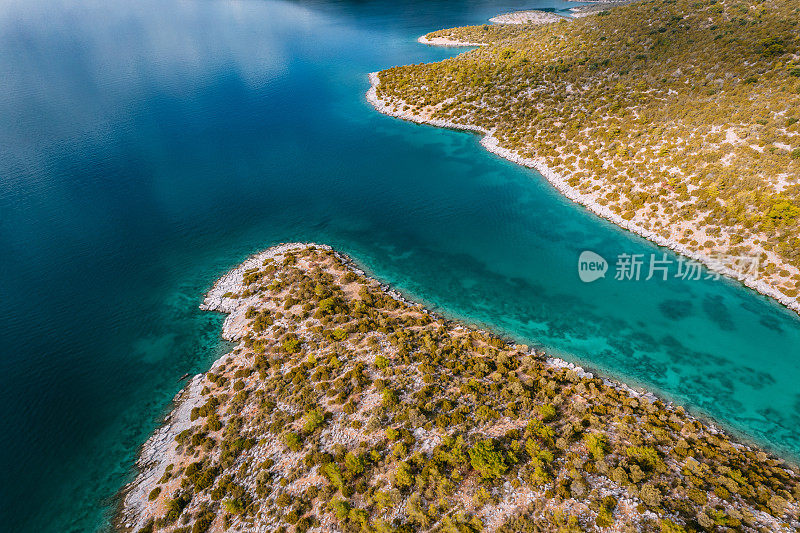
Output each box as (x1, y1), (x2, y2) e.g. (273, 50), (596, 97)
(118, 244), (800, 532)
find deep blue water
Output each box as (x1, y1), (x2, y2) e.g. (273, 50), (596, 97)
(1, 0), (799, 530)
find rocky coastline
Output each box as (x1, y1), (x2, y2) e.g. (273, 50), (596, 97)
(488, 10), (565, 25)
(416, 35), (486, 47)
(366, 71), (800, 316)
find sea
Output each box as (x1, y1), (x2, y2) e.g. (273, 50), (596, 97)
(1, 0), (798, 530)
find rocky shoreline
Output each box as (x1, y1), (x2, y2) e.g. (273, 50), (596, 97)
(366, 71), (800, 316)
(416, 35), (486, 47)
(117, 375), (207, 531)
(488, 10), (565, 25)
(116, 243), (323, 531)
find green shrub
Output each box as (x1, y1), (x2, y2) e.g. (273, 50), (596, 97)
(626, 445), (662, 472)
(276, 493), (292, 508)
(539, 404), (557, 422)
(345, 452), (365, 476)
(222, 498), (244, 515)
(207, 414), (222, 432)
(192, 509), (216, 533)
(282, 337), (301, 354)
(768, 200), (800, 221)
(596, 507), (614, 527)
(303, 409), (325, 433)
(381, 388), (399, 407)
(469, 439), (508, 479)
(584, 433), (609, 460)
(759, 37), (785, 57)
(768, 494), (787, 516)
(393, 461), (414, 488)
(283, 431), (302, 452)
(324, 463), (346, 492)
(659, 518), (687, 532)
(163, 494), (190, 524)
(639, 483), (662, 507)
(329, 499), (350, 521)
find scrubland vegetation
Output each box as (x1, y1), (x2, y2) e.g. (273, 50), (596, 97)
(375, 0), (800, 304)
(120, 245), (800, 532)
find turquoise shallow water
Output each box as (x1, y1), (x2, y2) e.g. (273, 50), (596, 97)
(0, 0), (799, 530)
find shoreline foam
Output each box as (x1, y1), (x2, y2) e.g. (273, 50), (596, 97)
(366, 71), (800, 316)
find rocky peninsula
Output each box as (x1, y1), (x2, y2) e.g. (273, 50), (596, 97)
(118, 243), (800, 532)
(369, 0), (800, 316)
